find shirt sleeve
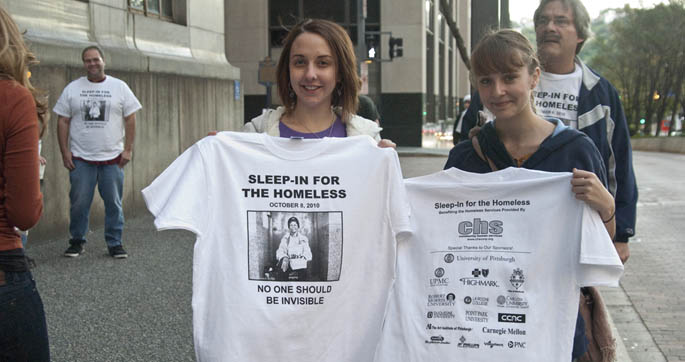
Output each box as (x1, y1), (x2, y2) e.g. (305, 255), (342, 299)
(141, 143), (209, 236)
(52, 85), (72, 118)
(121, 82), (142, 117)
(576, 202), (624, 287)
(385, 150), (412, 239)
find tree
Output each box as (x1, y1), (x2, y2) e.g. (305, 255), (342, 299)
(439, 0), (470, 70)
(588, 1), (685, 136)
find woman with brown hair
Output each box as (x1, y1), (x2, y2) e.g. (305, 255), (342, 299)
(0, 5), (49, 361)
(243, 19), (392, 146)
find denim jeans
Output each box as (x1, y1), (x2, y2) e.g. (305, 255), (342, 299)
(69, 158), (124, 247)
(0, 271), (50, 361)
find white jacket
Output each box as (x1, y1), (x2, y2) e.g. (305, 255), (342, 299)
(242, 106), (382, 141)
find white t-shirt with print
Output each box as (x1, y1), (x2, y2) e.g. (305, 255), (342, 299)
(375, 167), (622, 362)
(53, 76), (142, 161)
(142, 132), (411, 362)
(534, 64), (583, 128)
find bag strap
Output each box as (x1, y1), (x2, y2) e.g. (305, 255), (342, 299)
(471, 135), (498, 172)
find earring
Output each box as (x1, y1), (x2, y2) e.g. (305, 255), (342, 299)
(288, 84), (295, 98)
(336, 84), (342, 97)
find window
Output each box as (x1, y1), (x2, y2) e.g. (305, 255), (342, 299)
(129, 0), (174, 21)
(268, 0), (380, 47)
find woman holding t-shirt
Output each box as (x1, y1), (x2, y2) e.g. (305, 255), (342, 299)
(243, 19), (393, 147)
(444, 29), (616, 361)
(0, 5), (49, 361)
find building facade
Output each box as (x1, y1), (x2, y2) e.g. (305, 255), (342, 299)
(227, 0), (474, 146)
(2, 0), (242, 238)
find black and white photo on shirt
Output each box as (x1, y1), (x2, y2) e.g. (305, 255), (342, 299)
(247, 211), (343, 282)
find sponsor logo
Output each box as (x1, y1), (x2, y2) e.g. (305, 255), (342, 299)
(497, 295), (529, 309)
(509, 268), (525, 290)
(425, 335), (450, 344)
(427, 294), (455, 307)
(458, 218), (504, 236)
(484, 340), (505, 348)
(459, 278), (499, 287)
(464, 310), (489, 323)
(508, 341), (527, 349)
(444, 253), (455, 263)
(482, 327), (527, 336)
(471, 268), (490, 277)
(427, 311), (456, 319)
(435, 268), (445, 277)
(457, 335), (480, 349)
(498, 313), (526, 323)
(497, 295), (506, 305)
(426, 324), (472, 332)
(463, 295), (489, 306)
(429, 278), (449, 287)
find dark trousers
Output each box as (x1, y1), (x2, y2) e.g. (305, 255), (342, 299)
(0, 271), (50, 362)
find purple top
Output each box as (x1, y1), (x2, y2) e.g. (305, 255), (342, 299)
(278, 117), (347, 138)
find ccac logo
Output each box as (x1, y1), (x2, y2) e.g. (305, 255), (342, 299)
(509, 268), (525, 291)
(498, 313), (526, 323)
(458, 218), (503, 236)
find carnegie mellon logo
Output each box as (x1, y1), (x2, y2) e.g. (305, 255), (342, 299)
(498, 313), (526, 323)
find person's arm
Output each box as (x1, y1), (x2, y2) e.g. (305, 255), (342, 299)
(571, 168), (616, 241)
(119, 112), (136, 167)
(607, 84), (638, 249)
(5, 89), (43, 230)
(57, 115), (75, 170)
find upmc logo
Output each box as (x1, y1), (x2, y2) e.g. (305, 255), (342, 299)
(458, 218), (503, 235)
(498, 313), (526, 323)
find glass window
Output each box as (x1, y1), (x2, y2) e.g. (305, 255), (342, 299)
(130, 0), (144, 10)
(303, 0), (345, 22)
(161, 0), (173, 18)
(147, 0), (160, 14)
(270, 0), (299, 27)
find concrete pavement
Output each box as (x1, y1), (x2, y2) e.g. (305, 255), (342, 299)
(25, 148), (673, 361)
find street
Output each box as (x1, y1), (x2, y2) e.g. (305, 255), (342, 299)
(26, 150), (682, 361)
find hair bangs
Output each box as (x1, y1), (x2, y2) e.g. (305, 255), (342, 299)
(472, 39), (526, 77)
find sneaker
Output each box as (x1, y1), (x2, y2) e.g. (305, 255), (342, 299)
(64, 239), (85, 258)
(108, 245), (128, 259)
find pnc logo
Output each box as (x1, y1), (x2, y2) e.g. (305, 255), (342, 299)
(458, 218), (504, 235)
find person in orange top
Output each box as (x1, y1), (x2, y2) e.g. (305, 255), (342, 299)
(0, 5), (49, 361)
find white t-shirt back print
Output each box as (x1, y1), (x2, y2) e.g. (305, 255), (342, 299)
(375, 167), (623, 362)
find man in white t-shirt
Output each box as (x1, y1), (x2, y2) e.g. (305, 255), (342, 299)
(142, 133), (411, 362)
(375, 168), (623, 362)
(54, 45), (142, 259)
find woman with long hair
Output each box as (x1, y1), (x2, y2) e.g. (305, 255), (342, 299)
(243, 19), (393, 146)
(0, 5), (49, 361)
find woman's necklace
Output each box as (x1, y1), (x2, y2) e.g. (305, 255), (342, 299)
(294, 113), (337, 139)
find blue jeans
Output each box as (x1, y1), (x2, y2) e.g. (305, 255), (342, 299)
(0, 271), (50, 361)
(69, 159), (124, 247)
